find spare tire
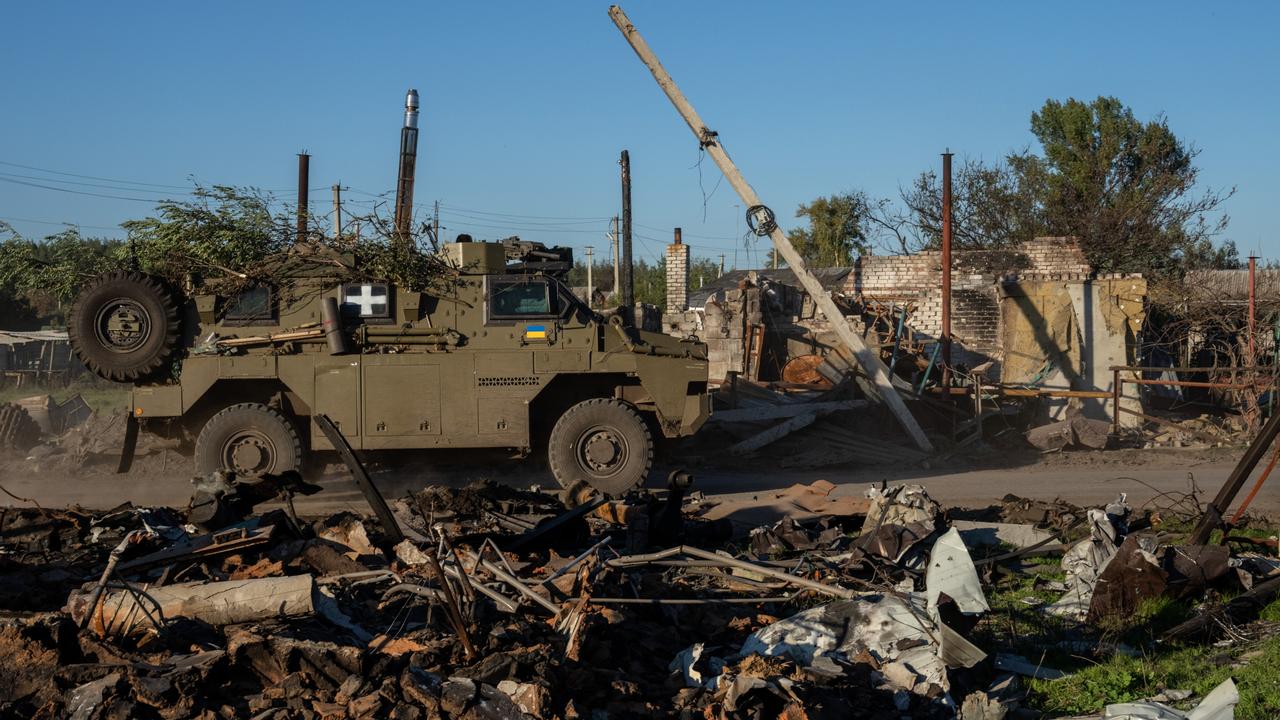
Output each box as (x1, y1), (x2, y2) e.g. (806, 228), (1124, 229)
(69, 270), (181, 382)
(0, 403), (40, 453)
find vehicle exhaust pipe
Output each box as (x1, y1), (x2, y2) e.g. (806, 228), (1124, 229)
(393, 89), (420, 251)
(321, 297), (351, 355)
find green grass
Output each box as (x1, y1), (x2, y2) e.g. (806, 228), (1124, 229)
(1027, 628), (1280, 718)
(996, 576), (1280, 720)
(978, 548), (1280, 719)
(0, 379), (129, 413)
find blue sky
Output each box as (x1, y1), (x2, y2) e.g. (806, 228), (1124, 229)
(2, 2), (1276, 268)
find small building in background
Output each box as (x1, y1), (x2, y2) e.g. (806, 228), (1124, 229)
(0, 330), (83, 387)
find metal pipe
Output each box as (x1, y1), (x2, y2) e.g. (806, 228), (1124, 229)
(1112, 367), (1122, 436)
(940, 151), (953, 388)
(1190, 407), (1280, 544)
(363, 325), (449, 335)
(607, 545), (857, 600)
(542, 536), (612, 585)
(1249, 255), (1258, 365)
(478, 557), (561, 615)
(1121, 378), (1275, 390)
(423, 548), (476, 660)
(394, 89), (420, 250)
(321, 298), (351, 355)
(588, 596), (795, 605)
(1230, 443), (1280, 525)
(619, 150), (634, 308)
(1110, 365), (1277, 373)
(296, 153), (310, 244)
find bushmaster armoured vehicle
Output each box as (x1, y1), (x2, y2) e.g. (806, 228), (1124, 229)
(68, 239), (710, 496)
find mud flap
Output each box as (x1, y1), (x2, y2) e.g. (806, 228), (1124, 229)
(116, 413), (139, 473)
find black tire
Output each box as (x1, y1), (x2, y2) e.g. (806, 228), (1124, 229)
(68, 270), (181, 383)
(194, 403), (303, 479)
(547, 398), (653, 497)
(0, 403), (40, 453)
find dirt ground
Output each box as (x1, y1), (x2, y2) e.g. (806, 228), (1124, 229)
(0, 442), (1268, 521)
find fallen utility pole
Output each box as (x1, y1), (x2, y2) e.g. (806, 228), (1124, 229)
(608, 5), (933, 452)
(1189, 407), (1280, 545)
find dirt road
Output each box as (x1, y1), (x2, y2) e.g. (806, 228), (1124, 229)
(1, 445), (1271, 519)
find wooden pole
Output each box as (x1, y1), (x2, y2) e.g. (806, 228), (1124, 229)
(620, 151), (635, 307)
(585, 245), (595, 308)
(332, 184), (342, 241)
(941, 152), (953, 388)
(611, 216), (621, 301)
(607, 5), (933, 452)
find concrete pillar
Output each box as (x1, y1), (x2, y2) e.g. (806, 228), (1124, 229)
(665, 228), (689, 312)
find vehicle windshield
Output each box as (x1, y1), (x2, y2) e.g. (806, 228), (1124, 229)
(491, 280), (552, 316)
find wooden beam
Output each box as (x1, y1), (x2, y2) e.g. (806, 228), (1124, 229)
(728, 412), (818, 455)
(710, 400), (863, 424)
(608, 6), (933, 453)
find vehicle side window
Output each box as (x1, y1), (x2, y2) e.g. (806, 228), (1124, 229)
(488, 278), (556, 319)
(223, 285), (275, 325)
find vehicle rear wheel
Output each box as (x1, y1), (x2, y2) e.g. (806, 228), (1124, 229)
(0, 403), (41, 453)
(194, 403), (302, 479)
(68, 270), (182, 382)
(547, 398), (653, 497)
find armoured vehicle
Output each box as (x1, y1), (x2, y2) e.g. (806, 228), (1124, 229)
(68, 239), (710, 495)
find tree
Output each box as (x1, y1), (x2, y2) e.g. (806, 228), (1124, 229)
(121, 185), (293, 282)
(874, 96), (1236, 274)
(0, 223), (127, 326)
(785, 194), (870, 267)
(888, 156), (1045, 254)
(1025, 96), (1233, 273)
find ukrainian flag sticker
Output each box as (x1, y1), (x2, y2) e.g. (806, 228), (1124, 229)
(525, 324), (547, 340)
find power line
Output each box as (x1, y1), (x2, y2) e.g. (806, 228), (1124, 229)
(0, 170), (196, 196)
(0, 215), (122, 232)
(438, 213), (613, 236)
(634, 222), (736, 241)
(0, 159), (195, 190)
(0, 158), (328, 194)
(439, 203), (610, 222)
(443, 207), (608, 227)
(0, 176), (165, 202)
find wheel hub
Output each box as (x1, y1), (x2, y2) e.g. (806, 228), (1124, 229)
(224, 433), (274, 476)
(581, 429), (625, 473)
(95, 299), (151, 352)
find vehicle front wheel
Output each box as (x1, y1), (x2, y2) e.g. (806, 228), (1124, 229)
(547, 398), (653, 497)
(194, 403), (302, 479)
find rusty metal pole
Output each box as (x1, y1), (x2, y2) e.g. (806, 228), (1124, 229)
(620, 150), (634, 308)
(296, 153), (309, 244)
(941, 151), (953, 389)
(1248, 255), (1258, 364)
(1112, 368), (1122, 436)
(1190, 408), (1280, 545)
(1247, 255), (1260, 430)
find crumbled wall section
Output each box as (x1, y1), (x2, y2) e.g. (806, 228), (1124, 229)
(846, 237), (1097, 376)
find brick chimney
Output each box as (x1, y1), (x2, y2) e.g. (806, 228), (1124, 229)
(665, 227), (689, 312)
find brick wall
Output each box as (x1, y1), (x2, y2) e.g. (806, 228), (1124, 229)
(665, 242), (689, 312)
(845, 237), (1095, 375)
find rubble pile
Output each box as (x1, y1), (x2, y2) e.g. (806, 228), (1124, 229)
(0, 473), (1271, 719)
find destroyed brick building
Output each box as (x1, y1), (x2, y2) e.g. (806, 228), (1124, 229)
(663, 236), (1148, 426)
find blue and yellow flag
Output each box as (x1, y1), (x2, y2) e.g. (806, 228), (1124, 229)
(525, 324), (547, 339)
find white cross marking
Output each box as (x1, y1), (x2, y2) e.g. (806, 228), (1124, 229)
(344, 285), (384, 316)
